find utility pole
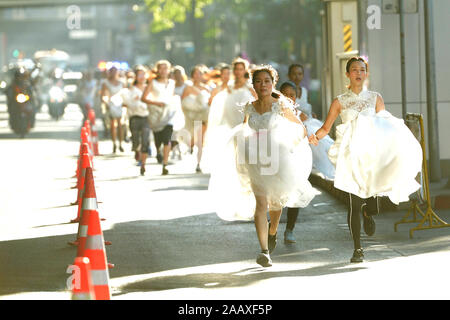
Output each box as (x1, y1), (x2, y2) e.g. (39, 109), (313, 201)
(357, 0), (368, 58)
(399, 0), (407, 119)
(424, 0), (441, 182)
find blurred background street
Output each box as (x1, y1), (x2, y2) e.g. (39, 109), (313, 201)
(0, 0), (450, 300)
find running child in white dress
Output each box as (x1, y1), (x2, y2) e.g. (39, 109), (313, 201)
(309, 57), (422, 263)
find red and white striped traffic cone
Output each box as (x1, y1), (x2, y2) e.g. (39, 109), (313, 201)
(69, 257), (95, 300)
(84, 208), (113, 300)
(88, 109), (100, 156)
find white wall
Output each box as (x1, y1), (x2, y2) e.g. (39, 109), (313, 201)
(366, 0), (450, 159)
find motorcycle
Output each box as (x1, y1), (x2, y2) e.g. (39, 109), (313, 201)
(47, 84), (67, 120)
(6, 73), (36, 138)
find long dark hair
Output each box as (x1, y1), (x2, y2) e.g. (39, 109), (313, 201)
(251, 64), (281, 99)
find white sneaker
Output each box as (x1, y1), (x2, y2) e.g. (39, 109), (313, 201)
(256, 252), (272, 267)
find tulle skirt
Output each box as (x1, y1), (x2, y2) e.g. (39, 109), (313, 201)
(329, 109), (422, 204)
(221, 88), (255, 128)
(202, 88), (253, 173)
(208, 116), (317, 221)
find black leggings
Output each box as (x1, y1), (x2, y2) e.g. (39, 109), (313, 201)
(154, 125), (174, 150)
(286, 207), (299, 231)
(347, 194), (379, 249)
(129, 116), (150, 153)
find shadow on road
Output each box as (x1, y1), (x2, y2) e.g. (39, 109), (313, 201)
(1, 207), (450, 298)
(114, 262), (365, 296)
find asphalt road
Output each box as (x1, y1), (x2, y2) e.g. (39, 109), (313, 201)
(1, 96), (450, 300)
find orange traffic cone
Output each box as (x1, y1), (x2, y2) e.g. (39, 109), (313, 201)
(70, 146), (92, 223)
(88, 109), (100, 156)
(69, 167), (111, 248)
(84, 209), (113, 300)
(72, 142), (83, 182)
(70, 257), (95, 300)
(84, 120), (94, 158)
(72, 128), (87, 179)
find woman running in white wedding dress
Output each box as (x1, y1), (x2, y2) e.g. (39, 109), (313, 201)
(202, 58), (257, 173)
(209, 64), (317, 267)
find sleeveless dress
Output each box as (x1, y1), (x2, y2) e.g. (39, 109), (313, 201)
(174, 83), (187, 97)
(221, 81), (255, 128)
(181, 89), (210, 137)
(329, 89), (422, 204)
(104, 80), (124, 119)
(146, 79), (184, 132)
(208, 96), (317, 221)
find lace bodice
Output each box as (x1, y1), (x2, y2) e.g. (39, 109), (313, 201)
(243, 98), (294, 131)
(337, 89), (379, 123)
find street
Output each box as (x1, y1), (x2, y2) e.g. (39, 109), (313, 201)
(1, 97), (450, 300)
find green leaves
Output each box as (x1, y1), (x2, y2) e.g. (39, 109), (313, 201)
(145, 0), (214, 33)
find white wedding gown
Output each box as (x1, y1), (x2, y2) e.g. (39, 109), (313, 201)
(329, 89), (422, 204)
(182, 90), (210, 136)
(208, 97), (317, 221)
(202, 82), (255, 173)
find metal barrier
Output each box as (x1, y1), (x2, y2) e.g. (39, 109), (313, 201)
(394, 113), (450, 238)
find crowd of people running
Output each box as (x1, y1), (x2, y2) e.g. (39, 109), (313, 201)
(77, 56), (423, 267)
(78, 57), (327, 178)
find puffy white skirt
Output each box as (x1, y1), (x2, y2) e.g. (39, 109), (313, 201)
(208, 115), (317, 221)
(329, 109), (422, 204)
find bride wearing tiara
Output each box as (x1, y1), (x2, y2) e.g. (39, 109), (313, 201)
(208, 64), (317, 267)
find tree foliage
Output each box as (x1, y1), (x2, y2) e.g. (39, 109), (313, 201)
(145, 0), (213, 33)
(144, 0), (323, 70)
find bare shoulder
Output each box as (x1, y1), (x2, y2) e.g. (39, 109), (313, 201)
(330, 97), (342, 112)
